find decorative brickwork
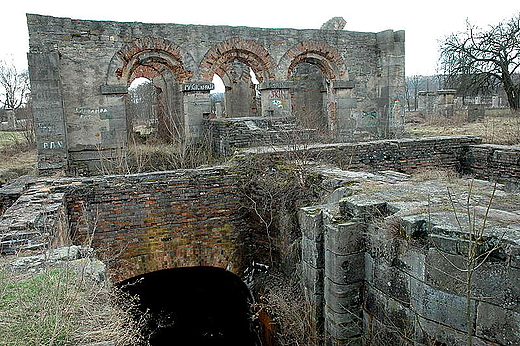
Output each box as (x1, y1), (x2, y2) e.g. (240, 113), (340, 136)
(282, 41), (345, 80)
(199, 38), (275, 82)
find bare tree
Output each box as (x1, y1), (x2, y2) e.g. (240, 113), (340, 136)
(439, 13), (520, 109)
(0, 59), (30, 110)
(405, 75), (421, 111)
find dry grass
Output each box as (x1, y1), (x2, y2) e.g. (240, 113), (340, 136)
(406, 112), (520, 145)
(0, 258), (143, 346)
(0, 135), (37, 184)
(253, 271), (322, 346)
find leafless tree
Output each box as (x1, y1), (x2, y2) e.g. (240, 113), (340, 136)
(405, 75), (421, 111)
(439, 13), (520, 109)
(0, 59), (30, 110)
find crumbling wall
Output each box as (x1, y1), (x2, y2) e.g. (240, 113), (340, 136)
(64, 167), (250, 281)
(465, 144), (520, 190)
(300, 169), (520, 345)
(26, 13), (404, 175)
(247, 135), (482, 173)
(204, 116), (317, 155)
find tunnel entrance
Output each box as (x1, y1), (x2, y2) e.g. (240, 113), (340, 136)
(119, 266), (258, 346)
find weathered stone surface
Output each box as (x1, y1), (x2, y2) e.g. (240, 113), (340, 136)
(299, 206), (325, 242)
(325, 305), (363, 340)
(302, 260), (324, 296)
(325, 221), (364, 255)
(27, 13), (405, 174)
(410, 276), (476, 332)
(476, 302), (520, 345)
(302, 233), (324, 268)
(324, 250), (364, 285)
(320, 17), (347, 30)
(324, 279), (362, 313)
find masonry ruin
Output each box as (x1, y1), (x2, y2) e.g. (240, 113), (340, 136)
(26, 14), (404, 175)
(1, 13), (518, 346)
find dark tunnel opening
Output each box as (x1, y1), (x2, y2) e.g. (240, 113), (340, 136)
(118, 266), (259, 346)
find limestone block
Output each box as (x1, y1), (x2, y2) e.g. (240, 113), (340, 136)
(325, 221), (364, 255)
(325, 306), (362, 340)
(301, 234), (324, 269)
(417, 315), (494, 346)
(363, 285), (413, 332)
(339, 195), (387, 219)
(325, 250), (364, 285)
(426, 247), (520, 310)
(299, 206), (324, 241)
(324, 278), (362, 313)
(476, 301), (520, 345)
(302, 260), (324, 295)
(410, 277), (475, 332)
(371, 260), (410, 304)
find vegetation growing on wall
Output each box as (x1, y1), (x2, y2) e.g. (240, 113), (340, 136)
(234, 152), (325, 344)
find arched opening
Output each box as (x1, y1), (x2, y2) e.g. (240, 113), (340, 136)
(212, 62), (260, 118)
(126, 56), (184, 144)
(119, 266), (259, 346)
(290, 60), (328, 130)
(128, 77), (158, 139)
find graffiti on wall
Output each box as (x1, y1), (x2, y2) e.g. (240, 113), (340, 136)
(74, 108), (109, 118)
(42, 141), (64, 150)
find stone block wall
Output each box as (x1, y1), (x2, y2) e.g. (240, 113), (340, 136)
(205, 116), (318, 155)
(299, 168), (520, 345)
(248, 135), (482, 174)
(26, 13), (404, 175)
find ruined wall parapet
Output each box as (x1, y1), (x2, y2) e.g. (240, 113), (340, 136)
(245, 135), (482, 173)
(0, 167), (252, 282)
(465, 143), (520, 190)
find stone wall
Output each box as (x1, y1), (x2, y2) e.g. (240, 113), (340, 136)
(247, 135), (482, 173)
(300, 168), (520, 345)
(204, 116), (318, 155)
(26, 14), (405, 175)
(0, 167), (253, 282)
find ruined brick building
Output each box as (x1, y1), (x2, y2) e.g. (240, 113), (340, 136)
(27, 14), (404, 175)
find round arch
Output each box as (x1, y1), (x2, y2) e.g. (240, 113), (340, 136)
(105, 37), (196, 85)
(118, 266), (259, 345)
(198, 38), (275, 82)
(279, 41), (347, 80)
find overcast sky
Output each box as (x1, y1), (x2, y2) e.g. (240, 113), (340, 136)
(1, 0), (518, 76)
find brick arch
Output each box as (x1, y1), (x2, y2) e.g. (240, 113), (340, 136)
(279, 41), (347, 80)
(198, 38), (275, 82)
(105, 37), (196, 85)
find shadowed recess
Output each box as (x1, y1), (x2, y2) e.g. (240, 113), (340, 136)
(119, 266), (258, 346)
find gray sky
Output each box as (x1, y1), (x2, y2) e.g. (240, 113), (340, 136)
(1, 0), (518, 76)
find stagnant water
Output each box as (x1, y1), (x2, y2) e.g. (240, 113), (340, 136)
(119, 266), (259, 346)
